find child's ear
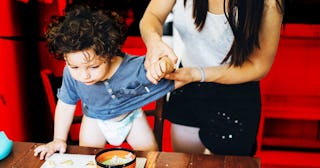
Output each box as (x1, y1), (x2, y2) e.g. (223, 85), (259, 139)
(63, 56), (70, 65)
(107, 56), (115, 63)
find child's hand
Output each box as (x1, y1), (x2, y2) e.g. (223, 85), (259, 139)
(159, 56), (175, 74)
(146, 56), (175, 84)
(34, 139), (67, 160)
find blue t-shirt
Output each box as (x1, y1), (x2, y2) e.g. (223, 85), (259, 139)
(57, 54), (174, 120)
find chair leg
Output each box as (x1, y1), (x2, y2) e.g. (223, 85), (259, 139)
(153, 97), (165, 151)
(154, 117), (164, 151)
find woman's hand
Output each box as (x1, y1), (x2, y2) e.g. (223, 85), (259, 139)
(145, 40), (178, 83)
(34, 138), (67, 160)
(146, 48), (176, 84)
(165, 67), (202, 89)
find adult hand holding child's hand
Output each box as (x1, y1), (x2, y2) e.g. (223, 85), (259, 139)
(146, 56), (175, 84)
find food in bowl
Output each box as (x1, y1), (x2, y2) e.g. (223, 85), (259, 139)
(95, 148), (136, 168)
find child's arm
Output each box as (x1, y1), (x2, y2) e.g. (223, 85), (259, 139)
(53, 100), (77, 142)
(34, 100), (76, 160)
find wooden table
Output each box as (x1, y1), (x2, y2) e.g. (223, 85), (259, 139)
(0, 142), (260, 168)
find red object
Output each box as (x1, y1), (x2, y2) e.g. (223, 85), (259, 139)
(0, 0), (27, 141)
(258, 24), (320, 154)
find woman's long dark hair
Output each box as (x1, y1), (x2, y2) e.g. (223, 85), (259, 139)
(185, 0), (284, 66)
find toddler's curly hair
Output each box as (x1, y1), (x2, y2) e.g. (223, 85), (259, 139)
(45, 3), (128, 60)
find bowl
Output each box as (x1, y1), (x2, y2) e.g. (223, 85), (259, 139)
(95, 148), (136, 168)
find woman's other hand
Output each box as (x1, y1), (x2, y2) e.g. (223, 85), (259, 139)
(165, 67), (203, 89)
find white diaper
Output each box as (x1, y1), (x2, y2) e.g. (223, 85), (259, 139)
(97, 109), (142, 146)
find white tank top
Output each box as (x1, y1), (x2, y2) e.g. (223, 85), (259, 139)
(172, 0), (234, 67)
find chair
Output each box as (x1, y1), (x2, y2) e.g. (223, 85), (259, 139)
(143, 97), (165, 151)
(40, 69), (165, 150)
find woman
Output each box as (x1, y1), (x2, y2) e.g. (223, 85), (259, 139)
(140, 0), (284, 156)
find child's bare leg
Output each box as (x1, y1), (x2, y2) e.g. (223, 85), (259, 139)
(79, 115), (106, 148)
(126, 113), (158, 151)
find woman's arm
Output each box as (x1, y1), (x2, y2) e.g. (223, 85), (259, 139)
(166, 0), (284, 88)
(139, 0), (177, 83)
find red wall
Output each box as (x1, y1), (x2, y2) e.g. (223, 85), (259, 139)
(0, 0), (27, 141)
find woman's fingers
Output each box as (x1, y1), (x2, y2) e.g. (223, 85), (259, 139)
(147, 63), (162, 84)
(147, 58), (174, 84)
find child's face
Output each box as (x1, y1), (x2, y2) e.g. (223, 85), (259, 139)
(64, 48), (110, 85)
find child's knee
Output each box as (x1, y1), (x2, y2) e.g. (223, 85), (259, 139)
(134, 142), (158, 151)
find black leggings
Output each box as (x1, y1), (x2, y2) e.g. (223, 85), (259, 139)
(164, 81), (261, 156)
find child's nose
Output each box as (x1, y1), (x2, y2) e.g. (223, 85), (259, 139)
(81, 71), (90, 79)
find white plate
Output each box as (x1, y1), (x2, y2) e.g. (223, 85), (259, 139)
(41, 153), (146, 168)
